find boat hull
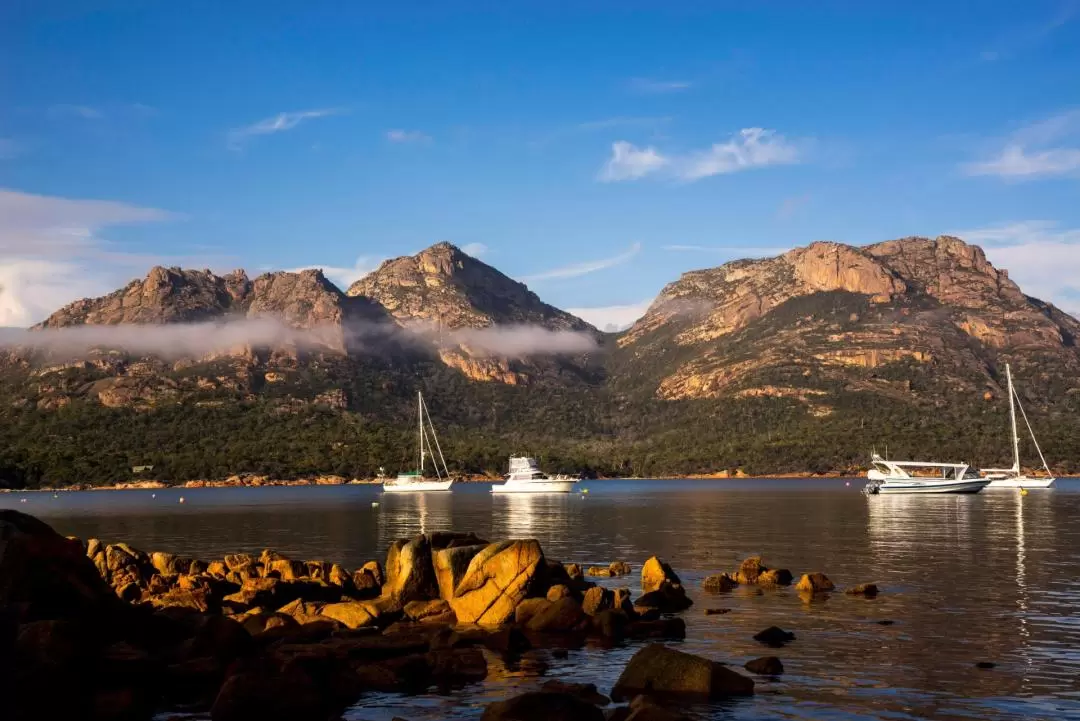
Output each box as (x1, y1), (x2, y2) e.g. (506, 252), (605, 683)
(871, 479), (990, 494)
(382, 479), (454, 493)
(985, 477), (1055, 489)
(492, 480), (578, 494)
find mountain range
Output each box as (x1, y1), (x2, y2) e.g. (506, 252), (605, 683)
(3, 237), (1079, 487)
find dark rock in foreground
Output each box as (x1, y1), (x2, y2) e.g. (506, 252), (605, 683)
(480, 690), (605, 721)
(611, 643), (754, 701)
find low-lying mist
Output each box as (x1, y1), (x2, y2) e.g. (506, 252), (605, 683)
(0, 316), (599, 360)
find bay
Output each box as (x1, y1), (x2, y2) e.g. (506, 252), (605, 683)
(6, 478), (1080, 720)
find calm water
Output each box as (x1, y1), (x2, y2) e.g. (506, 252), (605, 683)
(5, 479), (1080, 720)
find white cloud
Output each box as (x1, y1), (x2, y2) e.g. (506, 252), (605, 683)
(599, 128), (802, 183)
(963, 109), (1080, 179)
(386, 129), (432, 144)
(0, 188), (182, 326)
(565, 300), (652, 332)
(598, 142), (668, 181)
(522, 243), (642, 283)
(952, 220), (1080, 314)
(290, 257), (382, 291)
(227, 109), (341, 149)
(627, 78), (694, 94)
(460, 242), (488, 257)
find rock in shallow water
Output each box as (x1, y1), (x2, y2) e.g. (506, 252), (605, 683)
(480, 691), (606, 721)
(795, 572), (835, 593)
(611, 643), (754, 700)
(744, 656), (784, 675)
(753, 626), (796, 647)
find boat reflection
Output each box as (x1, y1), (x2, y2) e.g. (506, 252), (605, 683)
(375, 490), (454, 546)
(490, 491), (576, 540)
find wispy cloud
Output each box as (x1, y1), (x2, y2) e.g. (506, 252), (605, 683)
(227, 108), (342, 150)
(460, 242), (488, 257)
(0, 188), (185, 326)
(386, 129), (432, 144)
(599, 128), (803, 183)
(599, 141), (669, 181)
(627, 78), (694, 94)
(522, 243), (642, 282)
(289, 257), (382, 292)
(566, 300), (652, 332)
(48, 104), (103, 120)
(963, 109), (1080, 179)
(952, 220), (1080, 314)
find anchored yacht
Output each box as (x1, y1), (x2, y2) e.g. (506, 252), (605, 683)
(980, 364), (1055, 489)
(491, 456), (578, 494)
(864, 454), (990, 494)
(382, 392), (455, 493)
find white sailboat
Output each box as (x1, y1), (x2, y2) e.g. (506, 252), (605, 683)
(980, 364), (1055, 490)
(491, 456), (578, 494)
(382, 392), (455, 493)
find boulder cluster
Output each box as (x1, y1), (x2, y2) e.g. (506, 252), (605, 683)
(3, 510), (755, 721)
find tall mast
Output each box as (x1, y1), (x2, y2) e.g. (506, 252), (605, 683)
(1006, 364), (1020, 473)
(418, 391), (424, 473)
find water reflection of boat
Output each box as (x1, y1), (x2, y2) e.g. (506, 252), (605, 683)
(864, 455), (989, 494)
(376, 489), (453, 542)
(491, 491), (574, 540)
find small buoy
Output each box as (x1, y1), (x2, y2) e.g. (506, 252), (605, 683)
(372, 502), (380, 508)
(845, 481), (851, 487)
(151, 493), (156, 499)
(1020, 488), (1029, 497)
(20, 498), (27, 503)
(53, 493), (59, 499)
(582, 488), (589, 494)
(178, 497), (185, 504)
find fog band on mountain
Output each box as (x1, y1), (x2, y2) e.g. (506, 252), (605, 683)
(0, 317), (598, 359)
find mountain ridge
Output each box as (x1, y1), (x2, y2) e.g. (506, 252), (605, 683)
(4, 235), (1080, 487)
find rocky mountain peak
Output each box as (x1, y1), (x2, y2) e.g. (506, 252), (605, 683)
(348, 242), (592, 332)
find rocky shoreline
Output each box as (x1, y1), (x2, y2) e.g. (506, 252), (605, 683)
(2, 508), (864, 721)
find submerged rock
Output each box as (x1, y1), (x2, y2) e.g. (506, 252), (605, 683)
(753, 626), (796, 647)
(480, 691), (605, 721)
(540, 679), (610, 706)
(611, 643), (754, 700)
(744, 656), (784, 675)
(845, 583), (879, 597)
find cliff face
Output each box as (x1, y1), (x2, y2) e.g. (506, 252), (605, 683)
(613, 236), (1080, 414)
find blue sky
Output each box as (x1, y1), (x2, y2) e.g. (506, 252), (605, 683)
(2, 1), (1080, 329)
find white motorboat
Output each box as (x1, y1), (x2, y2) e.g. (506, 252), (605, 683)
(864, 455), (990, 494)
(491, 456), (578, 494)
(980, 364), (1055, 490)
(382, 392), (455, 493)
